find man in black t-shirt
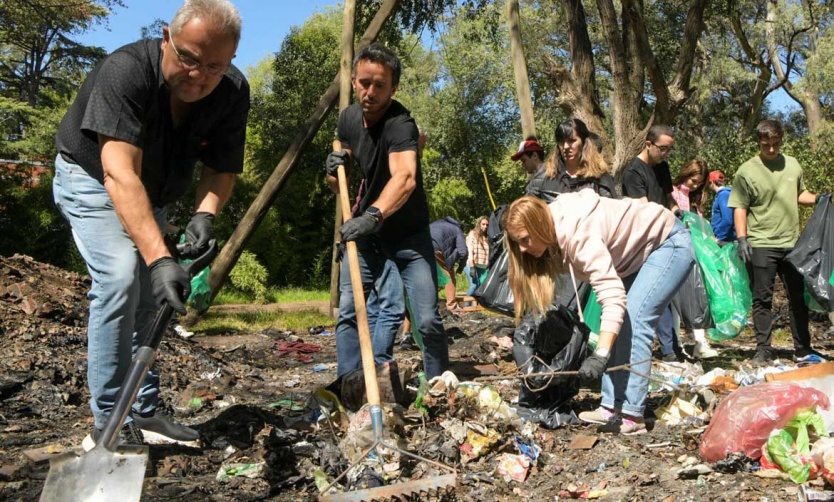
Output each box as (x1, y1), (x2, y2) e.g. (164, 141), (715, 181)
(52, 0), (249, 449)
(326, 43), (449, 379)
(620, 124), (683, 362)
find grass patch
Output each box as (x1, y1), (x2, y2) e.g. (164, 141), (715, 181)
(215, 287), (329, 305)
(192, 308), (333, 334)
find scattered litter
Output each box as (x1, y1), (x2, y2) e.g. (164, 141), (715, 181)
(216, 461), (269, 481)
(275, 341), (323, 363)
(496, 453), (530, 482)
(313, 363), (329, 372)
(199, 368), (223, 380)
(654, 391), (707, 426)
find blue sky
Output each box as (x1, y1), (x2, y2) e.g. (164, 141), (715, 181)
(76, 1), (798, 112)
(76, 0), (338, 75)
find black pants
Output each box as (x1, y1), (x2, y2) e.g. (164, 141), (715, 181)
(746, 247), (810, 352)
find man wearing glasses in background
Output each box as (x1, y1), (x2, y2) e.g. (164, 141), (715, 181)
(52, 0), (249, 449)
(620, 124), (685, 363)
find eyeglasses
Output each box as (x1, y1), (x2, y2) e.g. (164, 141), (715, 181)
(651, 142), (673, 154)
(168, 37), (230, 77)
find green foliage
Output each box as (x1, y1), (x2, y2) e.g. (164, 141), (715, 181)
(229, 250), (269, 303)
(427, 177), (473, 221)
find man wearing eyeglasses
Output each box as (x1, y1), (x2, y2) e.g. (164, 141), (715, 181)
(52, 0), (248, 449)
(620, 124), (683, 362)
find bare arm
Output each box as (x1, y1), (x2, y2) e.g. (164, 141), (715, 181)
(369, 150), (417, 217)
(798, 190), (817, 206)
(195, 165), (235, 215)
(733, 207), (748, 238)
(99, 135), (169, 265)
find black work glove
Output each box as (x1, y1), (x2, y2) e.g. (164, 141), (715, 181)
(149, 256), (191, 315)
(469, 266), (478, 282)
(456, 262), (466, 276)
(326, 151), (350, 178)
(179, 212), (215, 259)
(340, 212), (379, 242)
(579, 351), (609, 380)
(737, 236), (753, 264)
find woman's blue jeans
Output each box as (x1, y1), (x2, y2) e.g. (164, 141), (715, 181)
(600, 222), (694, 417)
(52, 154), (163, 429)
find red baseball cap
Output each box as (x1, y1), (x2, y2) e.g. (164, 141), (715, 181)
(511, 139), (544, 161)
(709, 170), (725, 183)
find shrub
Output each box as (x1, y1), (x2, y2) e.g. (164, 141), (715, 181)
(229, 250), (269, 303)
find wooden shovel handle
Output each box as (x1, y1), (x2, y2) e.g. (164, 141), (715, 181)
(334, 140), (381, 407)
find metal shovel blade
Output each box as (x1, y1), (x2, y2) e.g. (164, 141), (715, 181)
(40, 444), (148, 502)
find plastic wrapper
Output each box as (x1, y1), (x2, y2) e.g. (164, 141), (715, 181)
(496, 453), (531, 482)
(699, 382), (830, 462)
(786, 195), (834, 310)
(671, 261), (712, 330)
(681, 212), (751, 340)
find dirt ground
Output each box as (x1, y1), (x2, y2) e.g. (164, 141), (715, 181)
(3, 253), (834, 501)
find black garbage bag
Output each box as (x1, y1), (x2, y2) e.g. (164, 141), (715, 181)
(512, 278), (590, 428)
(672, 261), (712, 330)
(786, 195), (834, 310)
(473, 248), (514, 316)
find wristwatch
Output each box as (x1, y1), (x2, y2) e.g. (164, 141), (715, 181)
(366, 206), (384, 231)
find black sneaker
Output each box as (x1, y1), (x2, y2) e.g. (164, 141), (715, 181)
(661, 353), (683, 363)
(133, 409), (200, 447)
(751, 348), (773, 366)
(81, 421), (144, 452)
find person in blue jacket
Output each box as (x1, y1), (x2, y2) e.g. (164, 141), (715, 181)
(708, 171), (736, 246)
(430, 216), (468, 311)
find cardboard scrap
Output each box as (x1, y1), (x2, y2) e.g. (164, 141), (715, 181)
(569, 435), (598, 450)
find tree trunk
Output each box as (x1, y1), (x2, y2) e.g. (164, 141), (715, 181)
(329, 0), (356, 319)
(207, 0), (401, 303)
(506, 0), (536, 139)
(546, 0), (606, 143)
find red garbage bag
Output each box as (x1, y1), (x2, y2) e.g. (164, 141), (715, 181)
(699, 382), (830, 462)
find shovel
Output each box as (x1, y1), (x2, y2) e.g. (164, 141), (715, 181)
(40, 241), (218, 502)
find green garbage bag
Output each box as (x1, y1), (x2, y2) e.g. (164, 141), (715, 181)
(583, 290), (602, 350)
(681, 212), (752, 341)
(178, 235), (212, 313)
(765, 410), (828, 484)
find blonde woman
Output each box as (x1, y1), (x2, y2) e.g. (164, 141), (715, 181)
(504, 191), (693, 434)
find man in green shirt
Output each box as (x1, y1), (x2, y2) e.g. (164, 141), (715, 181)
(728, 119), (821, 365)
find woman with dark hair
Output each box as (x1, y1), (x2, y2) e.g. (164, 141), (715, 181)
(526, 118), (617, 202)
(504, 193), (693, 434)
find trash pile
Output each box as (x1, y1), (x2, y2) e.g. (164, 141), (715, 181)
(4, 252), (834, 501)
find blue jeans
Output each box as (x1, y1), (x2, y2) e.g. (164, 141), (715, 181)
(336, 228), (448, 378)
(600, 222), (694, 417)
(364, 259), (405, 365)
(464, 264), (487, 295)
(52, 154), (162, 429)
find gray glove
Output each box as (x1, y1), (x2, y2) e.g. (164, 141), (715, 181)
(149, 257), (191, 315)
(179, 212), (215, 258)
(737, 236), (753, 264)
(326, 151), (350, 177)
(579, 352), (609, 380)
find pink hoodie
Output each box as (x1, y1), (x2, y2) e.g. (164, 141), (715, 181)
(549, 190), (676, 334)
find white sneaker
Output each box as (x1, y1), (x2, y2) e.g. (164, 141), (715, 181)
(693, 341), (718, 359)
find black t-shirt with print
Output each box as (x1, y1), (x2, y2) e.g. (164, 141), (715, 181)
(620, 157), (672, 207)
(55, 38), (250, 206)
(337, 101), (429, 241)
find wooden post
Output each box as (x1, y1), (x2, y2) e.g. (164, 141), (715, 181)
(329, 0), (356, 319)
(207, 0), (401, 302)
(507, 0), (536, 139)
